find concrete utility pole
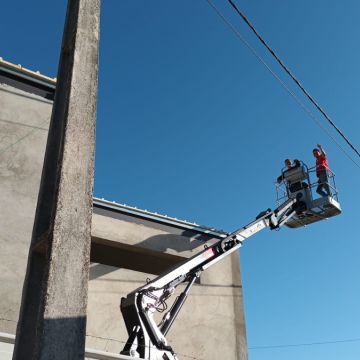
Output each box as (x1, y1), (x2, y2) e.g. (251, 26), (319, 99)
(12, 0), (100, 359)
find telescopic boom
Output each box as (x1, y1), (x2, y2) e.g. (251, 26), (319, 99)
(120, 197), (299, 360)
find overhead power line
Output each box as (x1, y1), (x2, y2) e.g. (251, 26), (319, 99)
(205, 0), (360, 170)
(226, 0), (360, 160)
(249, 336), (360, 350)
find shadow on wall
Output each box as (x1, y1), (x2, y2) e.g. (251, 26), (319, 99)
(13, 316), (87, 359)
(135, 229), (211, 253)
(90, 230), (216, 280)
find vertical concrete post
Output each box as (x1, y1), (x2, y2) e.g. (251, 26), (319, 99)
(12, 0), (100, 359)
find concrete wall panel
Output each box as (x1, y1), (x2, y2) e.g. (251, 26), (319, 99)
(0, 76), (248, 359)
(0, 84), (52, 334)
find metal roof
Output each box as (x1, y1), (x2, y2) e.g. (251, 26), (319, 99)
(0, 57), (56, 99)
(0, 57), (56, 86)
(94, 197), (227, 238)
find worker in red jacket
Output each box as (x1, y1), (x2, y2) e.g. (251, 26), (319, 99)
(313, 144), (331, 197)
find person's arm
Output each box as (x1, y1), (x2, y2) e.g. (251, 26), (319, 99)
(317, 144), (326, 156)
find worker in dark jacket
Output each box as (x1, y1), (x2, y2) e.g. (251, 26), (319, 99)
(276, 159), (299, 183)
(313, 144), (331, 197)
(277, 159), (304, 193)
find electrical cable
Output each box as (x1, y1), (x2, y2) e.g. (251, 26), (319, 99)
(205, 0), (360, 170)
(226, 0), (360, 160)
(249, 337), (360, 350)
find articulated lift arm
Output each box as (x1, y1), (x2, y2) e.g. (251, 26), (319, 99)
(120, 197), (298, 360)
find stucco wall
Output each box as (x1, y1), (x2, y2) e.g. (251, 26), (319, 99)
(0, 80), (247, 360)
(0, 84), (52, 335)
(88, 210), (247, 360)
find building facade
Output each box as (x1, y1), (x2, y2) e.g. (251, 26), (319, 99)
(0, 58), (248, 360)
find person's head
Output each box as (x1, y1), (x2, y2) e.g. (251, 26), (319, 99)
(313, 148), (320, 158)
(284, 159), (292, 169)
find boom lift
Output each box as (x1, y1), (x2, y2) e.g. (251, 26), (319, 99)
(120, 197), (300, 360)
(276, 160), (341, 227)
(120, 161), (341, 359)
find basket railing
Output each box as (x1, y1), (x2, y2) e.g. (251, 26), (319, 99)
(276, 163), (339, 206)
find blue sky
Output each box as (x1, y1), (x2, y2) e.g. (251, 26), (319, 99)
(1, 1), (360, 359)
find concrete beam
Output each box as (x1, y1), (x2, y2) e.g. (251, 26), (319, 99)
(12, 1), (100, 359)
(91, 236), (186, 275)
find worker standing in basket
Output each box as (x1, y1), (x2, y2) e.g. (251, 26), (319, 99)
(313, 144), (331, 197)
(276, 159), (307, 193)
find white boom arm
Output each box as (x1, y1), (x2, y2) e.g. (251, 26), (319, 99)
(120, 197), (298, 360)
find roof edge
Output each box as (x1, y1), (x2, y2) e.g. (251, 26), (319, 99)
(0, 57), (56, 85)
(93, 197), (227, 238)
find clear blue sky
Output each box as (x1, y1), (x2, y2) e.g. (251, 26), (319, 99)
(1, 1), (360, 359)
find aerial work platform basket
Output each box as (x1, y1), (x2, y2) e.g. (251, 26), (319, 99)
(276, 161), (341, 228)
